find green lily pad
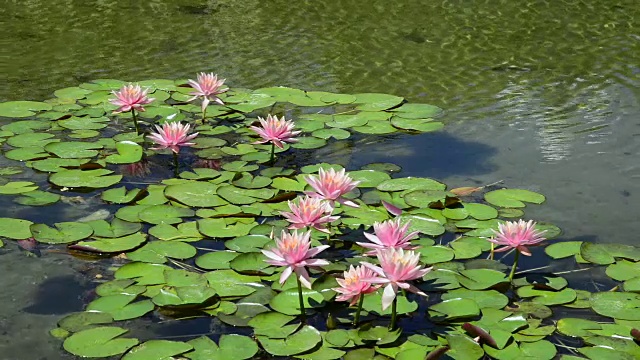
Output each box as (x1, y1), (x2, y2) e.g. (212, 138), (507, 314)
(86, 294), (154, 321)
(291, 136), (327, 149)
(14, 190), (61, 206)
(73, 232), (147, 253)
(0, 101), (52, 117)
(606, 260), (640, 281)
(0, 218), (33, 239)
(205, 270), (261, 297)
(121, 340), (193, 360)
(185, 335), (259, 360)
(58, 312), (114, 332)
(58, 116), (109, 130)
(445, 334), (484, 360)
(484, 189), (545, 208)
(165, 181), (227, 207)
(429, 298), (480, 321)
(457, 269), (508, 290)
(362, 294), (418, 315)
(31, 221), (94, 244)
(557, 318), (602, 337)
(105, 141), (143, 164)
(580, 243), (640, 265)
(6, 132), (58, 148)
(590, 292), (640, 320)
(441, 289), (509, 309)
(311, 128), (351, 140)
(0, 181), (38, 194)
(248, 312), (299, 338)
(30, 157), (90, 172)
(148, 222), (202, 242)
(354, 93), (404, 111)
(5, 147), (49, 161)
(50, 169), (122, 188)
(87, 219), (141, 238)
(126, 241), (197, 263)
(391, 118), (444, 132)
(391, 103), (442, 118)
(151, 285), (217, 307)
(63, 326), (139, 358)
(270, 289), (326, 316)
(484, 340), (557, 360)
(545, 241), (583, 259)
(378, 177), (446, 192)
(257, 326), (322, 357)
(138, 205), (195, 225)
(102, 187), (146, 204)
(45, 141), (103, 159)
(198, 218), (257, 238)
(516, 287), (577, 306)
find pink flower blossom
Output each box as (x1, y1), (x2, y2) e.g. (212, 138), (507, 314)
(281, 196), (339, 234)
(262, 230), (330, 289)
(249, 114), (301, 149)
(361, 248), (431, 310)
(188, 72), (228, 111)
(110, 84), (155, 113)
(147, 122), (198, 154)
(488, 220), (547, 256)
(357, 218), (419, 255)
(304, 168), (360, 207)
(333, 265), (378, 306)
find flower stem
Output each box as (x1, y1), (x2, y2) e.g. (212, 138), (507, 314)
(508, 251), (520, 282)
(202, 107), (207, 122)
(389, 296), (398, 330)
(131, 109), (140, 135)
(490, 243), (495, 260)
(269, 142), (275, 165)
(353, 295), (365, 326)
(296, 275), (306, 322)
(173, 152), (179, 178)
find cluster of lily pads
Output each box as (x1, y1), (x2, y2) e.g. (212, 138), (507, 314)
(0, 77), (638, 360)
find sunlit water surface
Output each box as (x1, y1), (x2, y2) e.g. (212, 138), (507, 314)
(1, 0), (639, 358)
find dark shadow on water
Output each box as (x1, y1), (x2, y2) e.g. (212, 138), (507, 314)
(353, 132), (499, 178)
(22, 275), (91, 315)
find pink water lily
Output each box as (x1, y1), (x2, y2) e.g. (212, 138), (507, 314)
(333, 265), (378, 306)
(110, 84), (155, 113)
(488, 219), (547, 256)
(249, 114), (301, 149)
(361, 248), (431, 310)
(281, 196), (339, 234)
(147, 122), (198, 154)
(304, 168), (360, 207)
(188, 72), (228, 111)
(262, 230), (330, 289)
(357, 218), (419, 255)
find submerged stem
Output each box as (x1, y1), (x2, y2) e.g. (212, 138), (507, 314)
(389, 296), (398, 330)
(353, 294), (365, 326)
(508, 251), (520, 282)
(131, 109), (140, 135)
(173, 152), (179, 178)
(296, 275), (306, 322)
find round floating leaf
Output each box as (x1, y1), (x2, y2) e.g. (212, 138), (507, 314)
(257, 326), (322, 357)
(354, 93), (404, 111)
(138, 205), (195, 225)
(0, 181), (38, 194)
(516, 287), (577, 306)
(165, 181), (228, 207)
(45, 141), (103, 159)
(30, 157), (90, 172)
(63, 326), (138, 358)
(151, 285), (217, 307)
(105, 141), (143, 164)
(391, 118), (444, 132)
(377, 177), (446, 192)
(205, 269), (261, 297)
(578, 346), (637, 360)
(195, 251), (240, 270)
(73, 232), (147, 253)
(2, 120), (50, 134)
(590, 292), (640, 320)
(348, 170), (391, 188)
(0, 218), (34, 239)
(291, 136), (327, 149)
(58, 312), (114, 332)
(225, 235), (271, 252)
(606, 260), (640, 282)
(358, 325), (401, 345)
(545, 241), (582, 259)
(445, 334), (484, 360)
(5, 147), (49, 161)
(185, 335), (258, 360)
(198, 218), (257, 238)
(217, 185), (274, 205)
(179, 168), (221, 181)
(557, 318), (602, 337)
(580, 243), (640, 265)
(31, 222), (94, 244)
(14, 190), (60, 206)
(464, 203), (499, 220)
(391, 103), (442, 118)
(50, 169), (122, 188)
(485, 340), (557, 360)
(121, 340), (193, 360)
(0, 101), (52, 117)
(126, 241), (197, 263)
(248, 312), (299, 338)
(6, 132), (58, 148)
(311, 128), (351, 140)
(442, 289), (509, 309)
(58, 116), (109, 130)
(402, 215), (445, 236)
(429, 298), (480, 321)
(417, 245), (455, 264)
(54, 87), (93, 100)
(624, 277), (640, 292)
(484, 189), (545, 208)
(270, 289), (326, 316)
(102, 187), (146, 204)
(148, 222), (202, 242)
(457, 269), (508, 290)
(362, 293), (417, 315)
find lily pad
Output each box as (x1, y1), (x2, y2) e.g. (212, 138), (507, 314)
(63, 326), (139, 358)
(165, 181), (227, 207)
(580, 243), (640, 265)
(31, 221), (94, 244)
(126, 241), (197, 263)
(590, 292), (640, 320)
(73, 232), (147, 253)
(121, 340), (193, 360)
(484, 189), (545, 208)
(0, 101), (52, 117)
(257, 326), (322, 357)
(185, 335), (258, 360)
(50, 169), (122, 188)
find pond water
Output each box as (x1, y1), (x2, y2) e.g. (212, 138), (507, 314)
(1, 0), (639, 359)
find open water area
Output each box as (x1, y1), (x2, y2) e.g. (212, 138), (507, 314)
(1, 1), (639, 358)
